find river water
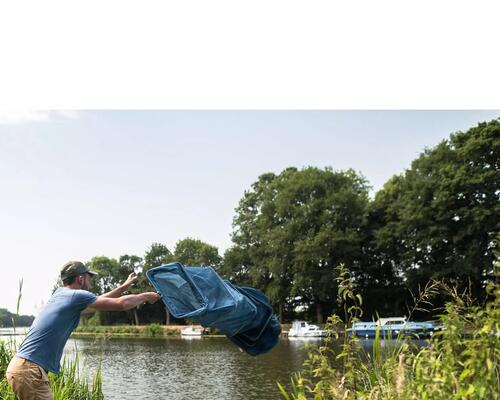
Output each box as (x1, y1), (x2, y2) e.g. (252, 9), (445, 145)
(1, 330), (428, 400)
(2, 329), (316, 400)
(68, 336), (315, 400)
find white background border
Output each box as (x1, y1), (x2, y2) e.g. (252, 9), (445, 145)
(0, 0), (499, 109)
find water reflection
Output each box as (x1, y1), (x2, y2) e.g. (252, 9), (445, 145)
(64, 337), (312, 400)
(0, 327), (29, 336)
(358, 337), (430, 352)
(179, 335), (202, 340)
(287, 337), (324, 344)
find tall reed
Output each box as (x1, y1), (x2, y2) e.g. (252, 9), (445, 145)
(0, 341), (104, 400)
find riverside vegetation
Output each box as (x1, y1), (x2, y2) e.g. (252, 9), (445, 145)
(74, 322), (177, 338)
(278, 265), (500, 400)
(0, 340), (104, 400)
(2, 270), (497, 400)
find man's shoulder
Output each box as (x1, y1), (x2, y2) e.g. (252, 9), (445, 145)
(55, 288), (97, 305)
(72, 289), (97, 300)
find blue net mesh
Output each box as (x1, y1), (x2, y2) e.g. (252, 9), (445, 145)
(147, 262), (281, 356)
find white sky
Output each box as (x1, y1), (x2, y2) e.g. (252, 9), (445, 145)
(1, 110), (498, 315)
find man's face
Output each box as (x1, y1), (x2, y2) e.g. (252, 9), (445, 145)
(81, 273), (93, 291)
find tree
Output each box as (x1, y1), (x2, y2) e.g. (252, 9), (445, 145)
(372, 119), (500, 301)
(283, 168), (370, 322)
(143, 243), (175, 324)
(224, 172), (289, 317)
(226, 167), (370, 323)
(360, 177), (408, 317)
(173, 237), (222, 269)
(119, 254), (143, 274)
(119, 254), (143, 325)
(0, 308), (34, 327)
(86, 255), (141, 325)
(144, 243), (173, 269)
(86, 256), (121, 295)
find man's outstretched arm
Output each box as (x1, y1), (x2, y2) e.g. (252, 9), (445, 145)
(82, 292), (161, 314)
(99, 273), (139, 299)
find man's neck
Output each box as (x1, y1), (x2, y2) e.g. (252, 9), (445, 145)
(65, 283), (83, 290)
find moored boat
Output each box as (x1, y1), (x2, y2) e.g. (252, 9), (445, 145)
(180, 326), (204, 336)
(288, 321), (327, 337)
(347, 317), (437, 338)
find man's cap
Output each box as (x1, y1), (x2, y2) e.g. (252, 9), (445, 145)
(60, 261), (98, 281)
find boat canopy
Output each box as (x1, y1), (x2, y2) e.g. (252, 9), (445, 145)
(146, 262), (281, 356)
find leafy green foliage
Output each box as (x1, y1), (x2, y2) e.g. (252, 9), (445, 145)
(143, 243), (173, 269)
(173, 237), (223, 269)
(145, 323), (163, 337)
(85, 255), (145, 325)
(371, 119), (500, 300)
(224, 167), (370, 322)
(85, 256), (123, 295)
(278, 263), (500, 400)
(0, 308), (34, 328)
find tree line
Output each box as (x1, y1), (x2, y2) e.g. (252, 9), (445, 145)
(0, 309), (34, 328)
(83, 119), (499, 325)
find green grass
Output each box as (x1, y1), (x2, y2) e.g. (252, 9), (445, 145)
(74, 323), (180, 338)
(0, 340), (104, 400)
(278, 265), (500, 400)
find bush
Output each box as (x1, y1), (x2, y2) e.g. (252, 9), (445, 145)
(145, 323), (163, 338)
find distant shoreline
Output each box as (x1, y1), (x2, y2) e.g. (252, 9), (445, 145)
(72, 323), (294, 339)
(74, 324), (207, 338)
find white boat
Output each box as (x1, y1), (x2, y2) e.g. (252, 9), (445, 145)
(288, 321), (327, 337)
(347, 317), (437, 338)
(180, 326), (204, 336)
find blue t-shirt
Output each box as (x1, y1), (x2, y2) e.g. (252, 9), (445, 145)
(17, 287), (97, 374)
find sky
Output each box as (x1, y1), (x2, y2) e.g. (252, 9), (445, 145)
(0, 110), (498, 316)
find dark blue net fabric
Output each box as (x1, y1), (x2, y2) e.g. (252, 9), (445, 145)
(146, 262), (281, 355)
(146, 264), (207, 318)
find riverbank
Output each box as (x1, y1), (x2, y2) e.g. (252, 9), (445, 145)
(74, 324), (201, 338)
(73, 323), (295, 338)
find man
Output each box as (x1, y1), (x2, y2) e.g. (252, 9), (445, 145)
(6, 260), (161, 400)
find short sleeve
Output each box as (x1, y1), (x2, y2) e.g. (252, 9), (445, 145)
(71, 290), (97, 310)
